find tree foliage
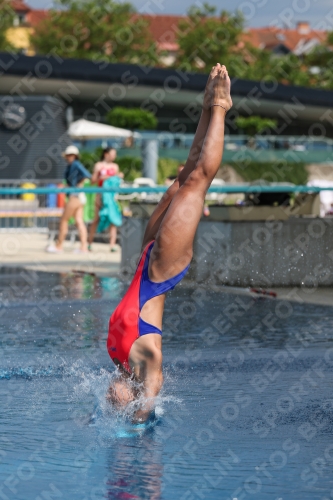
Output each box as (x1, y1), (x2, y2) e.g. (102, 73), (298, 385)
(237, 50), (312, 87)
(30, 0), (158, 65)
(303, 31), (333, 89)
(175, 4), (245, 72)
(173, 3), (333, 89)
(230, 161), (308, 185)
(235, 116), (278, 136)
(106, 107), (157, 130)
(0, 0), (15, 51)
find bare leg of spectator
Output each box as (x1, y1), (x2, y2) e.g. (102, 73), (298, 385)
(56, 196), (80, 250)
(74, 204), (88, 252)
(88, 195), (101, 248)
(110, 224), (117, 251)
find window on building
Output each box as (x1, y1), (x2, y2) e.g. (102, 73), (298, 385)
(13, 13), (26, 26)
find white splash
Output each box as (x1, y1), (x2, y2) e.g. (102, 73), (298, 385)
(71, 365), (182, 439)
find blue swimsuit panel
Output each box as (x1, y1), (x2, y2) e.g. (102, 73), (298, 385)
(138, 242), (189, 336)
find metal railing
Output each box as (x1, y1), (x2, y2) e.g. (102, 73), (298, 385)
(0, 183), (333, 233)
(88, 133), (333, 151)
(0, 179), (64, 233)
(2, 185), (333, 195)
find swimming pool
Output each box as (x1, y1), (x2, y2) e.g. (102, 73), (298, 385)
(1, 268), (333, 499)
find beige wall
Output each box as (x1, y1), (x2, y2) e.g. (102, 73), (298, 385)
(6, 26), (35, 54)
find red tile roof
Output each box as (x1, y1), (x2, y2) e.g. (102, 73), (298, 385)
(140, 14), (183, 51)
(11, 0), (30, 12)
(26, 9), (49, 26)
(141, 16), (328, 53)
(242, 26), (327, 52)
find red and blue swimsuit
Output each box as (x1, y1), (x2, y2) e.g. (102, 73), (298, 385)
(107, 241), (189, 373)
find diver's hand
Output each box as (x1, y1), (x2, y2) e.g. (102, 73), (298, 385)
(133, 398), (156, 423)
(132, 407), (152, 423)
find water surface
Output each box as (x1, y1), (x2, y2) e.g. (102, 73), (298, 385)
(1, 268), (333, 499)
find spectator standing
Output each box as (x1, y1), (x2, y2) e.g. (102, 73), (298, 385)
(46, 145), (91, 253)
(88, 148), (123, 252)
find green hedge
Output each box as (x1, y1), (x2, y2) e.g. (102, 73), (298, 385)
(117, 156), (142, 181)
(229, 161), (308, 185)
(106, 107), (158, 130)
(156, 158), (180, 184)
(80, 149), (102, 172)
(80, 150), (308, 185)
(118, 157), (179, 183)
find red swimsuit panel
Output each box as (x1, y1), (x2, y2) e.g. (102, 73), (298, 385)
(107, 242), (151, 373)
(107, 241), (189, 373)
(98, 165), (117, 187)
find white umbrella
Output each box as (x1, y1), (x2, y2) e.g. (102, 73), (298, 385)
(68, 119), (139, 140)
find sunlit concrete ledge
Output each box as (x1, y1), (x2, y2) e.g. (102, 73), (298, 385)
(0, 233), (121, 277)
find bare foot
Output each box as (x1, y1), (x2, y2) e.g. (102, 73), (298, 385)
(202, 64), (220, 110)
(211, 65), (233, 112)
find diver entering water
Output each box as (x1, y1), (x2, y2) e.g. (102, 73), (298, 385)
(107, 64), (232, 421)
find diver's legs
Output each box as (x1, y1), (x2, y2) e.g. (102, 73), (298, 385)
(149, 66), (232, 281)
(141, 65), (221, 250)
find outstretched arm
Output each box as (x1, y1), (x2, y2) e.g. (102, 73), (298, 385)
(129, 335), (163, 423)
(133, 356), (163, 423)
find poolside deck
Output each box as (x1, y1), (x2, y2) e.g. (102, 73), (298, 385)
(0, 232), (121, 277)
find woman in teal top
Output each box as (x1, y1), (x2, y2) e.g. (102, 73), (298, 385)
(97, 175), (123, 248)
(88, 148), (123, 252)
